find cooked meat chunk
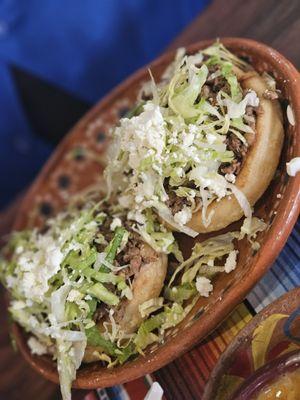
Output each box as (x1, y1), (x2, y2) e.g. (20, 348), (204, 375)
(244, 105), (257, 131)
(139, 242), (158, 264)
(93, 304), (108, 322)
(117, 237), (142, 277)
(199, 66), (231, 105)
(219, 133), (248, 175)
(201, 84), (211, 99)
(220, 159), (242, 175)
(209, 75), (230, 94)
(117, 233), (159, 279)
(226, 133), (248, 159)
(166, 190), (191, 215)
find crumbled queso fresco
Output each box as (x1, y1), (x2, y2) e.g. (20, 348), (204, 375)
(105, 43), (259, 240)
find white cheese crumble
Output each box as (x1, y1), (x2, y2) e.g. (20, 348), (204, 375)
(28, 336), (48, 356)
(173, 206), (192, 225)
(11, 300), (26, 310)
(286, 157), (300, 176)
(190, 168), (228, 198)
(225, 173), (236, 183)
(224, 250), (238, 273)
(287, 105), (295, 126)
(206, 133), (216, 144)
(67, 289), (83, 303)
(110, 217), (122, 231)
(18, 235), (64, 302)
(196, 276), (213, 297)
(6, 275), (17, 288)
(118, 102), (166, 170)
(223, 90), (259, 119)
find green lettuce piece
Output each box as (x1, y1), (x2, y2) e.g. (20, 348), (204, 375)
(63, 247), (97, 271)
(162, 303), (185, 329)
(221, 62), (242, 102)
(85, 325), (116, 355)
(202, 42), (249, 69)
(136, 209), (181, 258)
(115, 343), (136, 364)
(125, 102), (145, 118)
(139, 297), (164, 318)
(56, 337), (86, 400)
(56, 339), (76, 400)
(230, 117), (254, 134)
(86, 283), (119, 306)
(169, 64), (208, 119)
(65, 302), (80, 321)
(182, 261), (225, 283)
(86, 298), (97, 318)
(169, 232), (238, 286)
(164, 283), (196, 303)
(141, 313), (165, 332)
(134, 314), (164, 350)
(100, 226), (126, 272)
(82, 269), (120, 285)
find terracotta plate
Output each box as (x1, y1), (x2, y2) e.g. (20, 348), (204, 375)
(11, 38), (300, 389)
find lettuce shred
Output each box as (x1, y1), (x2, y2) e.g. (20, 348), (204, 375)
(105, 42), (258, 238)
(0, 202), (133, 400)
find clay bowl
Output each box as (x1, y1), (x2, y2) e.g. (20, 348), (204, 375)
(203, 287), (300, 400)
(11, 38), (300, 389)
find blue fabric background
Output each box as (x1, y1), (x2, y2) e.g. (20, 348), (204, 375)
(0, 0), (209, 209)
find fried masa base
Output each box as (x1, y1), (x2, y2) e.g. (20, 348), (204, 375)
(187, 67), (284, 233)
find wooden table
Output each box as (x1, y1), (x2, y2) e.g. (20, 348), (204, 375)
(1, 0), (299, 398)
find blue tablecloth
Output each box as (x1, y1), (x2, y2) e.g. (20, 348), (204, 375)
(0, 0), (209, 208)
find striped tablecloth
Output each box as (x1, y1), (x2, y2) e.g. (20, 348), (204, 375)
(84, 220), (300, 400)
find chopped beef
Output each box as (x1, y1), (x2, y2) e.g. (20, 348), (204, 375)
(220, 159), (242, 175)
(94, 214), (114, 252)
(117, 233), (158, 279)
(128, 255), (142, 273)
(199, 65), (231, 105)
(140, 243), (158, 264)
(93, 304), (108, 322)
(117, 238), (142, 277)
(219, 133), (248, 176)
(226, 134), (248, 159)
(201, 84), (211, 99)
(219, 95), (258, 177)
(244, 105), (257, 132)
(209, 75), (230, 94)
(166, 190), (191, 215)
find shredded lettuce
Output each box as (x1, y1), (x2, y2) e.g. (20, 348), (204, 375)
(164, 283), (196, 303)
(239, 217), (267, 250)
(139, 297), (164, 318)
(0, 201), (150, 400)
(105, 42), (258, 237)
(56, 339), (82, 400)
(169, 64), (208, 118)
(85, 325), (116, 355)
